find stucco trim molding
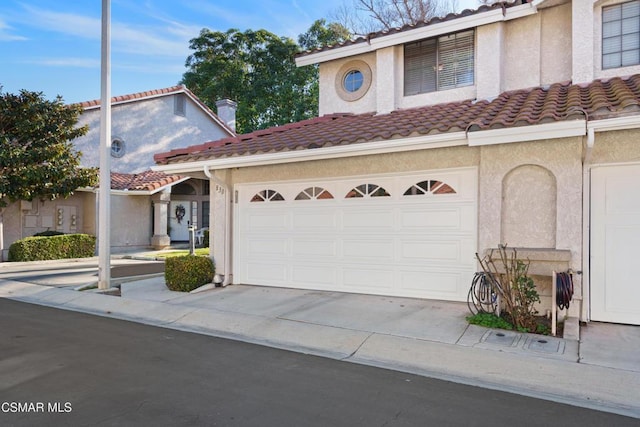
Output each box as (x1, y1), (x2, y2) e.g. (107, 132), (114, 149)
(467, 120), (586, 146)
(296, 3), (537, 67)
(588, 115), (640, 132)
(152, 132), (468, 174)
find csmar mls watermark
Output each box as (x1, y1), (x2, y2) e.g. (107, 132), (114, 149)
(2, 402), (72, 413)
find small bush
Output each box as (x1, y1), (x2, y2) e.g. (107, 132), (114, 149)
(466, 312), (514, 330)
(8, 234), (96, 262)
(203, 229), (210, 248)
(165, 255), (214, 292)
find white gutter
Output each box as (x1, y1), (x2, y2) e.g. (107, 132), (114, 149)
(296, 2), (537, 67)
(467, 120), (586, 146)
(587, 115), (640, 132)
(153, 131), (467, 174)
(581, 126), (595, 323)
(203, 166), (232, 287)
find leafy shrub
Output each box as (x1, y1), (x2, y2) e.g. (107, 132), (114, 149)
(165, 255), (214, 292)
(33, 230), (65, 237)
(8, 234), (96, 261)
(466, 312), (514, 330)
(476, 245), (541, 331)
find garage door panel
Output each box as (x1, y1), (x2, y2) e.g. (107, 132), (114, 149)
(343, 239), (394, 260)
(247, 211), (288, 229)
(293, 211), (338, 229)
(246, 238), (287, 256)
(604, 225), (640, 314)
(343, 267), (394, 289)
(401, 240), (460, 262)
(343, 209), (394, 228)
(292, 239), (337, 257)
(292, 265), (337, 286)
(399, 270), (462, 295)
(246, 262), (287, 283)
(400, 208), (460, 229)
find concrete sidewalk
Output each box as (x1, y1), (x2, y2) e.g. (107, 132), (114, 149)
(0, 273), (638, 419)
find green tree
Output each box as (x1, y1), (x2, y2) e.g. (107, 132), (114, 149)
(181, 21), (350, 134)
(0, 88), (97, 208)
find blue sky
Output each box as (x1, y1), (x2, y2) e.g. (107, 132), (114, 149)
(0, 0), (480, 104)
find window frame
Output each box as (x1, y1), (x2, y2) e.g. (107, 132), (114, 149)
(404, 29), (475, 96)
(602, 0), (640, 70)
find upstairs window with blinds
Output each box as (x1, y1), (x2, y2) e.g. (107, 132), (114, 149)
(603, 1), (640, 69)
(404, 30), (474, 96)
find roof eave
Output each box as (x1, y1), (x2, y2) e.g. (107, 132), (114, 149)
(296, 2), (537, 67)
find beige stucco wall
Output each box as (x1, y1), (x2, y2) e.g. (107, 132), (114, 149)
(318, 53), (378, 116)
(109, 194), (153, 249)
(1, 192), (94, 260)
(541, 2), (572, 86)
(503, 13), (542, 92)
(228, 145), (479, 185)
(478, 137), (583, 314)
(591, 129), (640, 164)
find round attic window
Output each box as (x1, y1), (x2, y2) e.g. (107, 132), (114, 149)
(111, 138), (126, 158)
(335, 60), (372, 102)
(344, 70), (364, 92)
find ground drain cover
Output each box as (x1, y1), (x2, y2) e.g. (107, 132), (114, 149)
(483, 330), (520, 347)
(524, 336), (565, 354)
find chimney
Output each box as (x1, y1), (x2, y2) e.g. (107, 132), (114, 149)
(216, 99), (237, 133)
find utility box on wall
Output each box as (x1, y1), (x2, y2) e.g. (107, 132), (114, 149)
(55, 206), (78, 233)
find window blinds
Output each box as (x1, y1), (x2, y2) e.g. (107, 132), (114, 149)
(404, 30), (474, 96)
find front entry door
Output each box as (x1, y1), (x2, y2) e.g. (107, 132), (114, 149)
(169, 200), (190, 241)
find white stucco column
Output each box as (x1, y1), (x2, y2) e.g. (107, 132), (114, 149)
(572, 0), (595, 84)
(376, 46), (396, 114)
(151, 189), (171, 249)
(212, 171), (228, 277)
(476, 22), (504, 100)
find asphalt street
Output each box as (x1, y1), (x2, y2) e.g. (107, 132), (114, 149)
(0, 299), (636, 427)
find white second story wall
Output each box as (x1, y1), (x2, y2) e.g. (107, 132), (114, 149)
(75, 94), (230, 173)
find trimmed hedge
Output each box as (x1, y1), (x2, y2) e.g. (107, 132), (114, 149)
(8, 234), (96, 262)
(165, 255), (215, 292)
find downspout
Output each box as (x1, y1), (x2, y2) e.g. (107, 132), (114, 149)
(581, 126), (595, 323)
(203, 166), (232, 286)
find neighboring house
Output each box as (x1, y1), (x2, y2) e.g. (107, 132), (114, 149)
(154, 0), (640, 327)
(0, 86), (236, 258)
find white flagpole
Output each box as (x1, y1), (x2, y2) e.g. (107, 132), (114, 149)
(98, 0), (111, 290)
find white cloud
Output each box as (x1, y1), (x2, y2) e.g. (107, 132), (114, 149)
(17, 4), (191, 58)
(29, 57), (100, 68)
(0, 18), (27, 41)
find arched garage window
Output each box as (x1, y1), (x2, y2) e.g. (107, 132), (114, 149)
(250, 189), (285, 202)
(295, 187), (334, 200)
(345, 183), (390, 198)
(403, 180), (456, 196)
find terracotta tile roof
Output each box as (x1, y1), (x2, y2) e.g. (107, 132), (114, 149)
(77, 85), (186, 109)
(296, 1), (528, 59)
(154, 74), (640, 165)
(110, 170), (185, 192)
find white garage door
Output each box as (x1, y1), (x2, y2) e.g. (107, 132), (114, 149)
(591, 164), (640, 325)
(234, 169), (477, 301)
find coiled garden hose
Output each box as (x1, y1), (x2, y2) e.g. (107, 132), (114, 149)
(467, 271), (498, 315)
(556, 272), (574, 310)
